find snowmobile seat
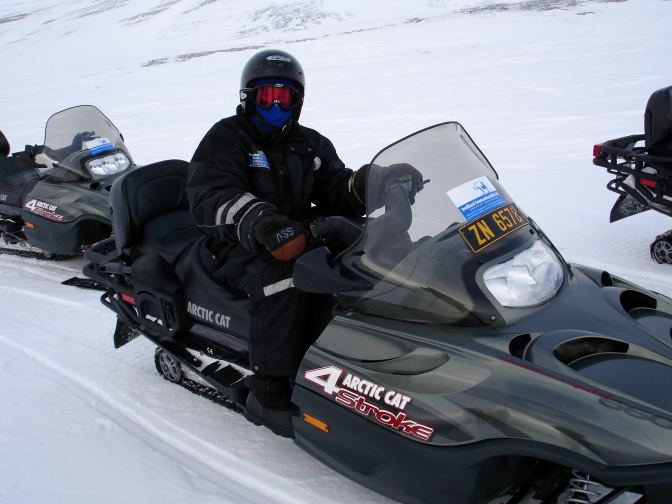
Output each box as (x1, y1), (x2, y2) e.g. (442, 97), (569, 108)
(107, 160), (200, 337)
(110, 159), (202, 264)
(0, 150), (41, 210)
(0, 130), (9, 157)
(645, 85), (672, 157)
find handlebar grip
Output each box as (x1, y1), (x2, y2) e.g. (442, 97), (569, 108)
(309, 216), (363, 248)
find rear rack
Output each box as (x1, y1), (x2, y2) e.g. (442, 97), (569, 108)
(593, 134), (672, 214)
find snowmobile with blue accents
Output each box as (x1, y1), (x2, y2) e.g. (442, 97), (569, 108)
(82, 121), (672, 504)
(593, 85), (672, 264)
(0, 105), (134, 258)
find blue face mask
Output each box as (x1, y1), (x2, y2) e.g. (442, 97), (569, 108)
(250, 77), (297, 133)
(252, 104), (293, 132)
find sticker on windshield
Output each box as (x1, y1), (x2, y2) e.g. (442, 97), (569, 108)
(84, 137), (114, 156)
(447, 176), (506, 221)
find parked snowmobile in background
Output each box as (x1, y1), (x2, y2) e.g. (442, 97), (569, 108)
(593, 85), (672, 264)
(0, 105), (134, 258)
(83, 122), (672, 504)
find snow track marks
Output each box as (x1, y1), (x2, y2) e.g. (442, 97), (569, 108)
(0, 335), (317, 504)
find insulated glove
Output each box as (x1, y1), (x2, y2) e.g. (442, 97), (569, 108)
(254, 215), (306, 261)
(354, 162), (424, 208)
(385, 163), (424, 192)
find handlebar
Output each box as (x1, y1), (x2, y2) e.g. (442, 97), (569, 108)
(595, 134), (672, 167)
(309, 216), (363, 255)
(305, 173), (427, 258)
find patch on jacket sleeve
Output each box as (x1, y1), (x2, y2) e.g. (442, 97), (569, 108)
(313, 156), (321, 171)
(249, 151), (271, 170)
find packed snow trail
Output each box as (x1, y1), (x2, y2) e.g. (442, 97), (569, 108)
(0, 255), (392, 504)
(0, 338), (259, 504)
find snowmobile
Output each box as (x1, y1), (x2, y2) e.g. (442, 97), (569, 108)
(82, 122), (672, 504)
(593, 85), (672, 264)
(0, 105), (134, 258)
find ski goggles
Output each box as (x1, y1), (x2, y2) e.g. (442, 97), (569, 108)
(242, 83), (301, 111)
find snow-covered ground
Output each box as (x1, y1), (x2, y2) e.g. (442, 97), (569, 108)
(1, 0), (671, 502)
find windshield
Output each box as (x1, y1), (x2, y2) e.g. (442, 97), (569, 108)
(342, 122), (562, 325)
(37, 105), (132, 181)
(367, 122), (504, 238)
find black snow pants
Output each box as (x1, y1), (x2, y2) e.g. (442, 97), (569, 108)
(213, 243), (334, 377)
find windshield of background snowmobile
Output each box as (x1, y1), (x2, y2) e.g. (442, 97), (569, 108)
(40, 105), (129, 180)
(347, 122), (527, 324)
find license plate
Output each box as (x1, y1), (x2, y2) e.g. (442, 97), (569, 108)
(459, 203), (529, 253)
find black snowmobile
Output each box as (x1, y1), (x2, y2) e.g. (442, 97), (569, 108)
(83, 122), (672, 504)
(593, 85), (672, 264)
(0, 105), (134, 258)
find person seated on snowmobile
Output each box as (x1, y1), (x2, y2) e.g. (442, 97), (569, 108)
(187, 49), (420, 437)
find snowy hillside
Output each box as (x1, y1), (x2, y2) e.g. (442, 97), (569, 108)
(1, 0), (671, 503)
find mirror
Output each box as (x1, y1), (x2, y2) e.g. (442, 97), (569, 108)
(0, 130), (9, 157)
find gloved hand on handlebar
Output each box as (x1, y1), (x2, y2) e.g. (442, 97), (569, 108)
(352, 162), (424, 207)
(254, 215), (306, 261)
(385, 163), (424, 203)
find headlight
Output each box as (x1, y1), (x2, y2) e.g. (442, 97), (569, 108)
(483, 240), (563, 307)
(88, 153), (131, 176)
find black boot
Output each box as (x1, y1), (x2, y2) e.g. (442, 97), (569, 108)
(245, 375), (298, 438)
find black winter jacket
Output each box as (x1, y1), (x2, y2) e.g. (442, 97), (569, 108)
(187, 108), (365, 258)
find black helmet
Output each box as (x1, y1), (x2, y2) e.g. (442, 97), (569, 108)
(239, 49), (305, 122)
(240, 49), (305, 91)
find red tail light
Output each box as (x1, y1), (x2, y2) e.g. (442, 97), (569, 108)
(120, 293), (136, 305)
(593, 144), (601, 157)
(639, 178), (657, 188)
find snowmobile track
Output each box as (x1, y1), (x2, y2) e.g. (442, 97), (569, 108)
(0, 246), (72, 261)
(177, 376), (245, 414)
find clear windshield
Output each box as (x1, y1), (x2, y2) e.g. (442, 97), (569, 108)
(366, 122), (506, 238)
(37, 105), (132, 181)
(345, 122), (559, 325)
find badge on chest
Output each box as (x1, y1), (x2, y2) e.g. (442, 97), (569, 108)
(249, 151), (271, 170)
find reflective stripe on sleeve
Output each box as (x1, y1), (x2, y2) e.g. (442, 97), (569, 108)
(348, 173), (364, 205)
(262, 278), (294, 297)
(215, 193), (257, 225)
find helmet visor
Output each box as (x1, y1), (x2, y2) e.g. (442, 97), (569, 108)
(252, 84), (300, 111)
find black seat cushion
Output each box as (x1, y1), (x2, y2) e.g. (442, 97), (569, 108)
(645, 86), (672, 156)
(141, 210), (202, 264)
(110, 159), (201, 262)
(0, 152), (40, 209)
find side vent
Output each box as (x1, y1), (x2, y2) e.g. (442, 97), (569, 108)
(554, 337), (629, 366)
(620, 290), (657, 312)
(509, 334), (532, 358)
(600, 271), (613, 287)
